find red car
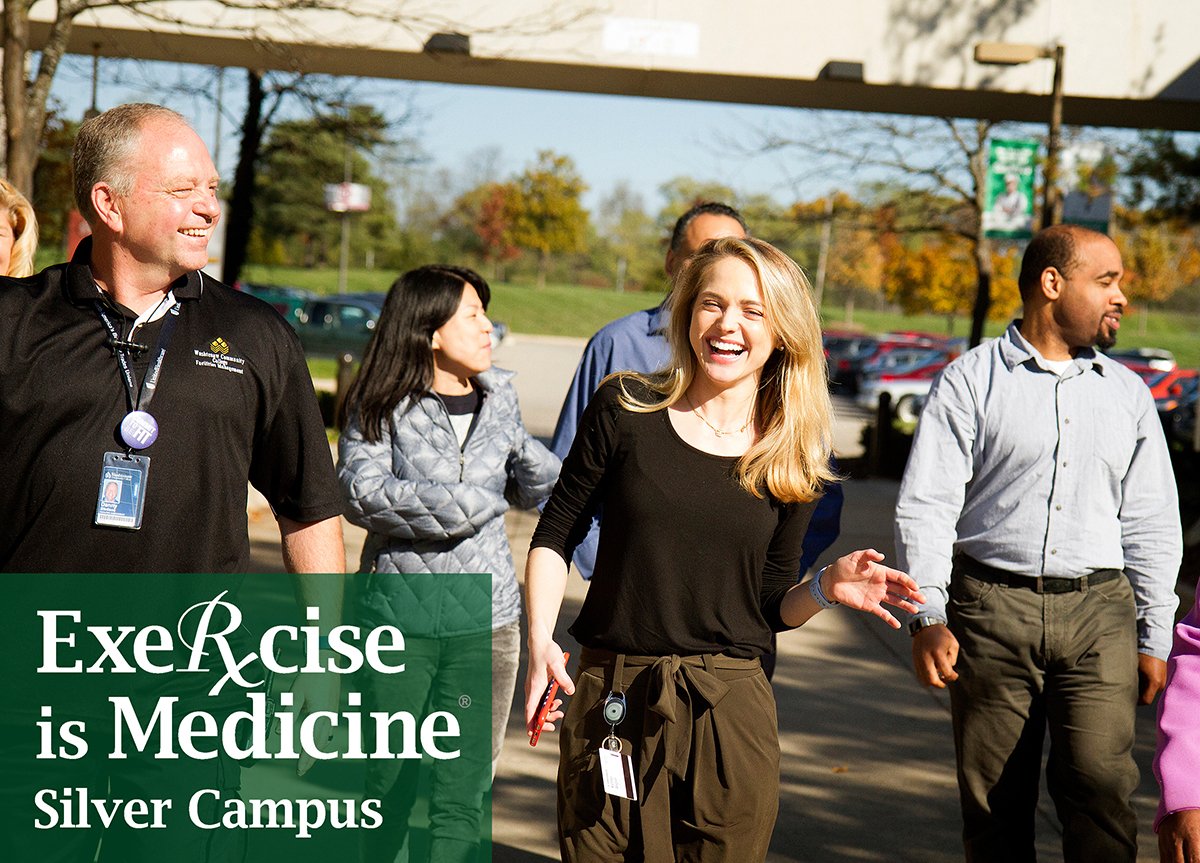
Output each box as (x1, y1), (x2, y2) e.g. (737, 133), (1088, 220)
(1149, 368), (1197, 408)
(1107, 348), (1176, 383)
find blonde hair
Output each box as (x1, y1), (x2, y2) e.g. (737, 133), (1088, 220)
(618, 236), (836, 503)
(0, 179), (38, 277)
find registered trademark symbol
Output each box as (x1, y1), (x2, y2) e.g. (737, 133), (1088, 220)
(459, 695), (471, 709)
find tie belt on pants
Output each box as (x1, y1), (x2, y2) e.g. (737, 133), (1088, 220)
(577, 646), (769, 862)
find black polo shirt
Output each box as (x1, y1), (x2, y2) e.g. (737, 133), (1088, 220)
(0, 241), (343, 572)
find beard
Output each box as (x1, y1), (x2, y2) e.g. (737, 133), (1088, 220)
(1095, 318), (1119, 350)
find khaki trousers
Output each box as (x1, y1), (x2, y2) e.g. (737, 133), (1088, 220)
(558, 648), (780, 863)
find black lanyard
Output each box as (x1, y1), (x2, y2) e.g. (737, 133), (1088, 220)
(93, 298), (182, 414)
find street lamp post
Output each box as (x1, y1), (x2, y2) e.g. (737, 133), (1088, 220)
(974, 41), (1065, 228)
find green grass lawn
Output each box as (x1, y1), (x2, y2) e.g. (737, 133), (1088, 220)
(243, 265), (665, 339)
(243, 265), (1200, 369)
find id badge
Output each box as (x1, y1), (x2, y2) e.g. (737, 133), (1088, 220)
(95, 452), (149, 529)
(599, 741), (637, 800)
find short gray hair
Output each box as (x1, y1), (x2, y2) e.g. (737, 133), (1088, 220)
(73, 103), (190, 226)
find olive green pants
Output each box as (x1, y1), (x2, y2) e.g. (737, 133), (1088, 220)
(558, 648), (779, 863)
(947, 567), (1140, 863)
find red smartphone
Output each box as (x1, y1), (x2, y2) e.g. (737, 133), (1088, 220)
(530, 652), (569, 746)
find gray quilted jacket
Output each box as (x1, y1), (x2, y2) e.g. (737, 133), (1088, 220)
(338, 368), (560, 637)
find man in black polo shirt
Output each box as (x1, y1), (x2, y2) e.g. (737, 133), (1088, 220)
(1, 102), (344, 574)
(0, 103), (346, 860)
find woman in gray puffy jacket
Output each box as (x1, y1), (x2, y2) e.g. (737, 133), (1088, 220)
(337, 264), (560, 863)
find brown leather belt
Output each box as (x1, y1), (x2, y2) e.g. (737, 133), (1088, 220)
(953, 553), (1122, 594)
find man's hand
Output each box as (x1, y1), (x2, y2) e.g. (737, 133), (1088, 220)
(1159, 809), (1200, 863)
(1139, 653), (1168, 705)
(912, 624), (960, 688)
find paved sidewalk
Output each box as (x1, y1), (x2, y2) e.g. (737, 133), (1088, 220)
(489, 479), (1168, 863)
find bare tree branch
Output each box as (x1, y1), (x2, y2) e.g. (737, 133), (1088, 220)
(2, 0), (599, 195)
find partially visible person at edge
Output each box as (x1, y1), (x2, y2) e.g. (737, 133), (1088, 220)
(1156, 578), (1200, 863)
(0, 103), (345, 862)
(896, 223), (1182, 863)
(526, 236), (924, 863)
(0, 178), (38, 277)
(550, 201), (845, 677)
(337, 264), (560, 863)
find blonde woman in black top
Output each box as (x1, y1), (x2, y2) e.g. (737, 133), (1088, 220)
(525, 236), (924, 862)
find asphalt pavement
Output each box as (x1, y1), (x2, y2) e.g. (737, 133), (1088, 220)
(244, 332), (1173, 862)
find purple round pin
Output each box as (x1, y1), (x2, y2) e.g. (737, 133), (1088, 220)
(120, 410), (159, 449)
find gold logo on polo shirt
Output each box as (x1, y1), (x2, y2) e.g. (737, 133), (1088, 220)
(210, 337), (229, 354)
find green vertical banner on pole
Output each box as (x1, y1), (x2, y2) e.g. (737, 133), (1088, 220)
(982, 139), (1038, 240)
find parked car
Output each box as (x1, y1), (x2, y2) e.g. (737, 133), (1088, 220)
(239, 282), (311, 327)
(293, 294), (510, 362)
(884, 330), (955, 346)
(1148, 368), (1197, 403)
(855, 335), (959, 390)
(1157, 375), (1199, 415)
(1161, 387), (1198, 451)
(862, 345), (949, 377)
(823, 331), (877, 393)
(1106, 347), (1177, 381)
(856, 350), (951, 423)
(294, 295), (384, 361)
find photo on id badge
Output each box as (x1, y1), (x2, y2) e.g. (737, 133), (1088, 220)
(95, 453), (148, 529)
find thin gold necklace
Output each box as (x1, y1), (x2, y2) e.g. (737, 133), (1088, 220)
(687, 394), (753, 437)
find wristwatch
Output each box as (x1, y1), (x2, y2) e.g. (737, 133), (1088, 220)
(908, 615), (945, 636)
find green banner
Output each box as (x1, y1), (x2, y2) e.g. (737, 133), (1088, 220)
(982, 138), (1038, 240)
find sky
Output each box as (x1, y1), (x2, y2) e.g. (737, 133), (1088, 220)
(46, 53), (1184, 223)
(47, 55), (828, 215)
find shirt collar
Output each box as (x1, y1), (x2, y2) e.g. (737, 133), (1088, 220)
(65, 236), (203, 310)
(648, 300), (670, 336)
(1000, 320), (1108, 376)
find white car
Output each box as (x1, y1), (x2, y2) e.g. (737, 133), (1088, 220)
(856, 352), (950, 423)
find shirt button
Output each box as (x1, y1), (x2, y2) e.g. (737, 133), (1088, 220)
(1064, 418), (1070, 424)
(1051, 549), (1057, 554)
(1056, 505), (1062, 510)
(1062, 461), (1067, 466)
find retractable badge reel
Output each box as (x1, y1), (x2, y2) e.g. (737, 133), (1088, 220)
(603, 691), (627, 732)
(598, 691), (636, 800)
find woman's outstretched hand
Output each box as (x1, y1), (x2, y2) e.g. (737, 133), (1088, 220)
(822, 549), (926, 629)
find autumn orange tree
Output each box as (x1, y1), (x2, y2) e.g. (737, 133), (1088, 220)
(451, 181), (522, 281)
(790, 193), (883, 321)
(880, 232), (1020, 331)
(1113, 208), (1200, 334)
(752, 115), (1008, 346)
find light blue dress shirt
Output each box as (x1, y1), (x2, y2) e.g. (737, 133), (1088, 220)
(895, 322), (1182, 659)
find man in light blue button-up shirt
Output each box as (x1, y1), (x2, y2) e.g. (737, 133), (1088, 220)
(895, 224), (1182, 863)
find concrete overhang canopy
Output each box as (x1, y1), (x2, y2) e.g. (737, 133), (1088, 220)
(28, 0), (1200, 131)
